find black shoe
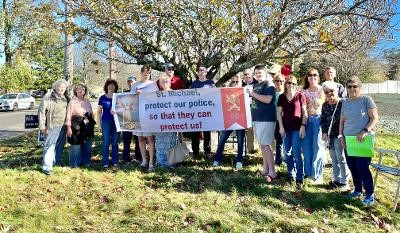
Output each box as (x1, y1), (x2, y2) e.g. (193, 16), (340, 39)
(295, 180), (304, 188)
(43, 170), (52, 175)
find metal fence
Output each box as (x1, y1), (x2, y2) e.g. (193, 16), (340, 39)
(361, 80), (400, 94)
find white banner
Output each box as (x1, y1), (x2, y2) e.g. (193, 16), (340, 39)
(112, 87), (252, 132)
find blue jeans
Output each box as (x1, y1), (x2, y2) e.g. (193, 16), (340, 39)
(329, 138), (349, 184)
(214, 130), (245, 163)
(274, 121), (284, 164)
(69, 138), (93, 168)
(101, 120), (119, 166)
(42, 126), (66, 172)
(345, 150), (374, 195)
(284, 130), (303, 181)
(302, 115), (325, 179)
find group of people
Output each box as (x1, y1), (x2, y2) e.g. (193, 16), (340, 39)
(38, 63), (378, 206)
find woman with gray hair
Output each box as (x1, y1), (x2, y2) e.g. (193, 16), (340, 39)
(339, 76), (378, 206)
(38, 79), (70, 175)
(321, 81), (349, 188)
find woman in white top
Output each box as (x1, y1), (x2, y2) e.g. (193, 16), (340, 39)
(131, 65), (158, 171)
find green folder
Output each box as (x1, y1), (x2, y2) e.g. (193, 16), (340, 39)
(345, 135), (375, 157)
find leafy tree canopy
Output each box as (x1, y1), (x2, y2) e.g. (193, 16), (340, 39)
(66, 0), (395, 84)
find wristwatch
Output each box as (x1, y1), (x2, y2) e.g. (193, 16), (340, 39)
(363, 128), (370, 133)
(337, 135), (343, 139)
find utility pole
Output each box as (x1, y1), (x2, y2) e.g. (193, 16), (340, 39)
(109, 38), (116, 80)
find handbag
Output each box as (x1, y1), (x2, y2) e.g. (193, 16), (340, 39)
(168, 142), (190, 166)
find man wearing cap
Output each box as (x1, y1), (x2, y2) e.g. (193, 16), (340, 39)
(122, 75), (141, 164)
(164, 63), (185, 90)
(242, 68), (258, 153)
(324, 66), (346, 98)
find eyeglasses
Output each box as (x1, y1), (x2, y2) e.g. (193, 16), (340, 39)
(347, 85), (358, 89)
(198, 68), (207, 72)
(244, 73), (252, 76)
(307, 73), (318, 77)
(324, 89), (335, 94)
(286, 82), (297, 86)
(231, 81), (239, 83)
(273, 80), (285, 83)
(166, 68), (174, 71)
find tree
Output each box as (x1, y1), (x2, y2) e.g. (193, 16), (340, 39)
(65, 1), (395, 85)
(0, 0), (64, 90)
(384, 49), (400, 80)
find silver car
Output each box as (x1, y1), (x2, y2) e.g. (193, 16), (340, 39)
(0, 93), (35, 111)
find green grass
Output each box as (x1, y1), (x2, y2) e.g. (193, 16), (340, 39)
(0, 131), (399, 232)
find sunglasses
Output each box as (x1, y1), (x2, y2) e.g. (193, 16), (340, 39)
(166, 68), (174, 71)
(307, 73), (318, 77)
(231, 81), (239, 83)
(286, 82), (297, 86)
(274, 80), (285, 83)
(347, 85), (358, 89)
(324, 89), (335, 94)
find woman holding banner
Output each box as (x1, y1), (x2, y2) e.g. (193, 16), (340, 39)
(154, 73), (179, 168)
(248, 64), (277, 182)
(339, 76), (378, 206)
(212, 74), (246, 170)
(131, 65), (158, 171)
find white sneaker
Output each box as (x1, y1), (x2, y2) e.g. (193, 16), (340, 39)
(212, 161), (220, 167)
(235, 162), (243, 170)
(313, 176), (324, 184)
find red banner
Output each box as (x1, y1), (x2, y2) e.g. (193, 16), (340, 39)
(220, 87), (248, 129)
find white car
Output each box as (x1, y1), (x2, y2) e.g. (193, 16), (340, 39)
(0, 93), (35, 111)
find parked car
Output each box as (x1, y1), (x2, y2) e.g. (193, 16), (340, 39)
(0, 93), (35, 111)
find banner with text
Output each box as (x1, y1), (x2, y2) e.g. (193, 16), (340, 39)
(112, 87), (252, 132)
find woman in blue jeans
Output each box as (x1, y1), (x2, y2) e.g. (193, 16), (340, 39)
(301, 68), (325, 184)
(277, 76), (308, 185)
(212, 75), (245, 170)
(339, 76), (378, 206)
(98, 79), (120, 169)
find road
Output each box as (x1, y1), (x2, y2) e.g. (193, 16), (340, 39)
(0, 106), (39, 140)
(0, 101), (100, 141)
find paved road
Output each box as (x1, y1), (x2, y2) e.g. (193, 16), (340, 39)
(0, 106), (39, 140)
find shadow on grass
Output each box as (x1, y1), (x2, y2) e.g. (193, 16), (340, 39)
(0, 132), (392, 217)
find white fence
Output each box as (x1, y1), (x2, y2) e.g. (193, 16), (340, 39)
(362, 80), (400, 94)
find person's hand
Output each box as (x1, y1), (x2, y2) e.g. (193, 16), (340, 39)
(339, 137), (346, 149)
(356, 130), (368, 142)
(279, 127), (285, 138)
(66, 127), (72, 137)
(322, 133), (328, 142)
(299, 126), (306, 139)
(40, 128), (48, 135)
(110, 110), (115, 115)
(136, 90), (142, 94)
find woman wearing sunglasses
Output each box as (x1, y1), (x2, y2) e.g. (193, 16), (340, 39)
(339, 76), (378, 206)
(277, 76), (308, 186)
(301, 68), (325, 184)
(321, 81), (349, 189)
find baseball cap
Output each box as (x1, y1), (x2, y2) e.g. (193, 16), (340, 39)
(164, 63), (175, 70)
(268, 64), (282, 75)
(127, 76), (136, 81)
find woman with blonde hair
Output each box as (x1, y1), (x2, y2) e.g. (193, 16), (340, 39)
(154, 73), (179, 168)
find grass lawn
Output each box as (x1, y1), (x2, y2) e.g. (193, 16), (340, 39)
(0, 131), (399, 232)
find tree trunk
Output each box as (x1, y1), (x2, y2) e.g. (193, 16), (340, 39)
(64, 0), (74, 84)
(3, 0), (12, 65)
